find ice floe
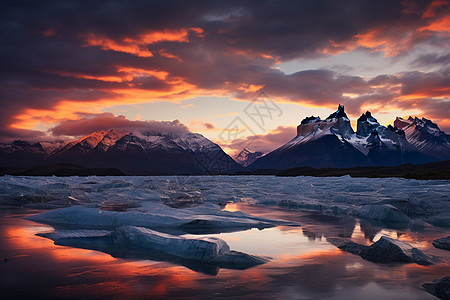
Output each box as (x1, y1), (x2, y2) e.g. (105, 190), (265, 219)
(433, 236), (450, 251)
(327, 235), (435, 265)
(27, 202), (294, 234)
(422, 276), (450, 300)
(1, 175), (449, 228)
(37, 226), (270, 275)
(348, 204), (410, 223)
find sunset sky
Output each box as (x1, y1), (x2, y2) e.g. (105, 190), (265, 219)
(1, 0), (449, 155)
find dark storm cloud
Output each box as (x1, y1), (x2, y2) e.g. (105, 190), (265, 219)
(231, 66), (450, 118)
(411, 53), (450, 67)
(0, 0), (448, 140)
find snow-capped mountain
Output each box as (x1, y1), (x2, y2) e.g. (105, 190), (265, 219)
(248, 105), (369, 170)
(39, 140), (69, 154)
(248, 105), (447, 170)
(2, 107), (449, 174)
(233, 148), (265, 167)
(51, 129), (130, 159)
(1, 129), (242, 175)
(350, 111), (428, 165)
(394, 116), (450, 160)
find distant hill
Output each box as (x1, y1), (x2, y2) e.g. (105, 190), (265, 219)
(0, 163), (125, 176)
(277, 160), (450, 180)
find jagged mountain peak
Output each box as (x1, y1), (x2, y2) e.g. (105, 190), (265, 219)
(235, 147), (264, 157)
(357, 110), (380, 136)
(395, 116), (446, 137)
(39, 140), (69, 154)
(387, 125), (405, 136)
(394, 116), (450, 158)
(300, 116), (321, 125)
(234, 148), (265, 167)
(249, 106), (449, 170)
(357, 111), (376, 122)
(52, 130), (105, 154)
(94, 129), (131, 151)
(295, 104), (353, 139)
(326, 104), (347, 120)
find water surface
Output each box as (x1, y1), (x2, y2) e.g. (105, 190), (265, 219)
(1, 205), (449, 299)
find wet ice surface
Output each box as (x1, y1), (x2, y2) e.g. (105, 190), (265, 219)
(2, 175), (449, 227)
(1, 175), (450, 299)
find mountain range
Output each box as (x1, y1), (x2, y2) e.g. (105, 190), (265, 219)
(0, 130), (242, 175)
(247, 105), (450, 170)
(1, 105), (449, 175)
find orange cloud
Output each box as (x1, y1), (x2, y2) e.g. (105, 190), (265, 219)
(8, 73), (218, 132)
(82, 27), (204, 57)
(45, 66), (170, 83)
(325, 27), (422, 57)
(227, 49), (280, 62)
(238, 84), (265, 93)
(188, 119), (216, 131)
(83, 33), (154, 57)
(159, 49), (182, 61)
(422, 0), (449, 18)
(116, 67), (169, 81)
(323, 1), (449, 58)
(418, 15), (450, 33)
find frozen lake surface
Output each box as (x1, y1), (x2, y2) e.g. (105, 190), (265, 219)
(1, 175), (449, 299)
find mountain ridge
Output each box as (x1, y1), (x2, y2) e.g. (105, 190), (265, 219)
(0, 129), (242, 175)
(1, 106), (449, 175)
(248, 105), (450, 170)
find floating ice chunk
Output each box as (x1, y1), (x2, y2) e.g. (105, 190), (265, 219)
(427, 212), (450, 228)
(111, 226), (269, 266)
(27, 203), (293, 233)
(432, 236), (450, 251)
(327, 236), (434, 265)
(38, 226), (270, 273)
(349, 204), (410, 223)
(422, 276), (450, 300)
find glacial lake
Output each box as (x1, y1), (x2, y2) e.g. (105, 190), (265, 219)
(1, 175), (449, 299)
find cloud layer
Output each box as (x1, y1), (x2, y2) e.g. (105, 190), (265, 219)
(50, 113), (189, 137)
(0, 0), (449, 142)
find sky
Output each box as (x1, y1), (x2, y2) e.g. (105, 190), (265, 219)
(1, 0), (449, 155)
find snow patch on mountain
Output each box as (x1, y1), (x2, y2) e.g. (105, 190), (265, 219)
(39, 140), (69, 154)
(234, 148), (265, 167)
